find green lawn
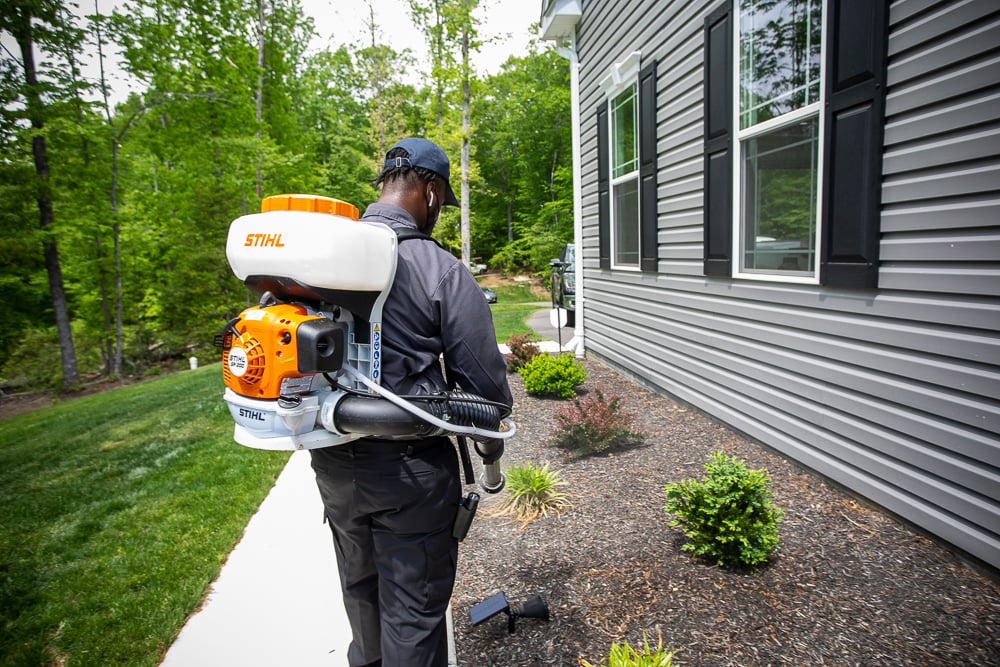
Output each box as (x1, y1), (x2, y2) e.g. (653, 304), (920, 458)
(486, 282), (549, 343)
(0, 366), (289, 666)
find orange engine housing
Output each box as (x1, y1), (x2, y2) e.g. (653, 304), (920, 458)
(222, 303), (325, 400)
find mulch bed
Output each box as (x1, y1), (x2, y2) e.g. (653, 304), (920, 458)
(452, 356), (1000, 666)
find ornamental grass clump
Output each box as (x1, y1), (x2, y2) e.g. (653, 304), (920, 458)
(504, 333), (541, 373)
(664, 451), (784, 570)
(580, 633), (679, 667)
(519, 353), (587, 399)
(552, 389), (645, 456)
(493, 461), (571, 527)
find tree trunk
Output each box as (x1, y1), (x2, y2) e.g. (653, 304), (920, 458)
(94, 1), (124, 377)
(434, 0), (444, 127)
(460, 17), (471, 267)
(95, 233), (112, 375)
(112, 139), (124, 377)
(15, 8), (80, 390)
(255, 0), (265, 199)
(506, 198), (513, 242)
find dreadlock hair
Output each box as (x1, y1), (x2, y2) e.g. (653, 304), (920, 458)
(374, 147), (440, 190)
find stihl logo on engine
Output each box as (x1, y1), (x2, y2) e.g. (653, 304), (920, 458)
(228, 347), (249, 377)
(244, 233), (285, 248)
(238, 407), (266, 422)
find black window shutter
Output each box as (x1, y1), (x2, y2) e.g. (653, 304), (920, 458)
(820, 0), (889, 288)
(597, 105), (611, 270)
(639, 60), (659, 272)
(703, 2), (733, 276)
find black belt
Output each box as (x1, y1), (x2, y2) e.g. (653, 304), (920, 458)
(355, 436), (449, 455)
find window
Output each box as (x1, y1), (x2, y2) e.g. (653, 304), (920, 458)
(597, 53), (659, 272)
(737, 0), (823, 281)
(738, 0), (822, 279)
(611, 83), (640, 267)
(704, 0), (890, 288)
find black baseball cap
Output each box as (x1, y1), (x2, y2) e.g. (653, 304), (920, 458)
(384, 137), (459, 207)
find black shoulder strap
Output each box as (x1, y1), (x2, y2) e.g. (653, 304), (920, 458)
(394, 226), (444, 249)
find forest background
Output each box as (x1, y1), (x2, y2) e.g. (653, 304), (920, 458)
(0, 0), (572, 393)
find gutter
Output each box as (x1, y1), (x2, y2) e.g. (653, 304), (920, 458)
(545, 26), (585, 357)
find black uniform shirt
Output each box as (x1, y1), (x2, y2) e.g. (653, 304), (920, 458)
(361, 203), (513, 409)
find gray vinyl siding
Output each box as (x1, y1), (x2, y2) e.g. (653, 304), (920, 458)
(573, 0), (1000, 569)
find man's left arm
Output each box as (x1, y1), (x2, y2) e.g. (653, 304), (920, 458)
(437, 265), (513, 408)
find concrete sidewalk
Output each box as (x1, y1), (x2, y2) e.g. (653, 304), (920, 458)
(161, 451), (352, 666)
(161, 310), (574, 666)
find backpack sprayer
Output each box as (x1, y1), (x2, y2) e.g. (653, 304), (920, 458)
(218, 194), (513, 494)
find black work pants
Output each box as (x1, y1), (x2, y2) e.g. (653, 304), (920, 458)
(310, 437), (461, 667)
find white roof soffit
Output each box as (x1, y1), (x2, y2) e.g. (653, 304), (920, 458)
(540, 0), (582, 40)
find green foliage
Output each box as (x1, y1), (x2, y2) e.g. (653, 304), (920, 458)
(0, 0), (574, 392)
(490, 233), (567, 277)
(551, 389), (645, 456)
(664, 451), (784, 570)
(473, 47), (573, 272)
(0, 328), (63, 391)
(0, 365), (289, 666)
(519, 353), (587, 399)
(580, 633), (679, 667)
(504, 333), (541, 373)
(494, 461), (571, 527)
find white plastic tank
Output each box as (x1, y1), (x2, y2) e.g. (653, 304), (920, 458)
(226, 194), (396, 293)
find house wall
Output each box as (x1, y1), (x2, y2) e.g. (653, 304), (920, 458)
(573, 0), (1000, 569)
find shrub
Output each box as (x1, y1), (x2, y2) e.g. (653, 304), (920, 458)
(552, 389), (645, 456)
(504, 333), (542, 373)
(519, 353), (587, 399)
(580, 633), (679, 667)
(493, 461), (571, 527)
(664, 451), (784, 570)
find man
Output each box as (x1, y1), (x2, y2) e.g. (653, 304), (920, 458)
(310, 137), (513, 667)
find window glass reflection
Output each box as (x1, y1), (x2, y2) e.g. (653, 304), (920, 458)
(740, 0), (822, 129)
(611, 85), (638, 178)
(614, 179), (640, 266)
(741, 117), (818, 273)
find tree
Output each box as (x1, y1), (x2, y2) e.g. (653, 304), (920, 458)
(98, 0), (320, 364)
(410, 0), (481, 267)
(358, 1), (421, 157)
(93, 0), (147, 377)
(0, 0), (575, 389)
(298, 47), (378, 208)
(409, 0), (452, 127)
(472, 47), (572, 272)
(451, 0), (479, 268)
(0, 0), (83, 389)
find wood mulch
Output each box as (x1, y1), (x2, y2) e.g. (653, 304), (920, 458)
(452, 356), (1000, 666)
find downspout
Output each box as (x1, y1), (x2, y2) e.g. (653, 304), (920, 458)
(555, 32), (585, 357)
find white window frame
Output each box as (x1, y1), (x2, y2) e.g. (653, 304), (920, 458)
(731, 0), (828, 285)
(600, 51), (642, 271)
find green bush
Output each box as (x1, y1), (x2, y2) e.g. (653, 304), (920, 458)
(489, 233), (565, 275)
(0, 325), (102, 391)
(493, 461), (571, 527)
(504, 333), (541, 373)
(664, 451), (784, 570)
(519, 353), (587, 399)
(580, 633), (679, 667)
(551, 389), (644, 456)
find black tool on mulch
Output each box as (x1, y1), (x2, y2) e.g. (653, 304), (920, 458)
(469, 592), (550, 634)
